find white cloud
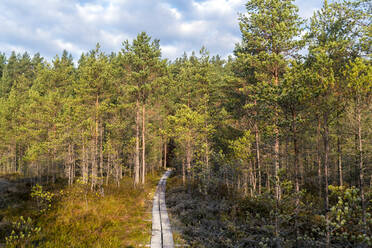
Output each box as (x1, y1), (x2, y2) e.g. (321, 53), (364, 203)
(0, 0), (323, 62)
(161, 44), (183, 59)
(54, 39), (84, 55)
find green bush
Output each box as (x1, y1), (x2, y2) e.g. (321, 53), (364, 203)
(329, 186), (371, 247)
(31, 184), (54, 214)
(5, 216), (40, 248)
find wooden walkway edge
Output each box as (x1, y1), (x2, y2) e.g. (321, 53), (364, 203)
(151, 170), (174, 248)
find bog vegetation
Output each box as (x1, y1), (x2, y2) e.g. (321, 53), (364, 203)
(0, 0), (371, 247)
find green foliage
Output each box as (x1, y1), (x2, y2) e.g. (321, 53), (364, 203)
(31, 184), (54, 213)
(229, 130), (254, 163)
(344, 57), (372, 100)
(5, 216), (41, 248)
(0, 1), (371, 247)
(329, 186), (371, 246)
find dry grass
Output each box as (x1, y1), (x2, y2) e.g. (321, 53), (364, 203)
(1, 173), (161, 248)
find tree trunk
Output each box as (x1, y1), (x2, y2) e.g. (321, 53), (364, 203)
(292, 109), (300, 245)
(250, 160), (256, 197)
(274, 124), (280, 238)
(91, 94), (99, 190)
(273, 68), (281, 242)
(91, 138), (97, 190)
(82, 142), (88, 184)
(186, 138), (192, 179)
(72, 145), (75, 184)
(285, 135), (289, 177)
(336, 113), (343, 187)
(68, 144), (72, 185)
(356, 99), (366, 228)
(266, 163), (271, 191)
(134, 99), (140, 185)
(323, 114), (330, 248)
(255, 121), (261, 194)
(99, 123), (104, 182)
(163, 140), (167, 169)
(317, 117), (322, 198)
(141, 103), (146, 184)
(182, 158), (186, 185)
(115, 154), (120, 187)
(106, 152), (111, 186)
(205, 139), (210, 181)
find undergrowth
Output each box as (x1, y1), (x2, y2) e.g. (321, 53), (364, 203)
(0, 173), (161, 248)
(166, 175), (371, 248)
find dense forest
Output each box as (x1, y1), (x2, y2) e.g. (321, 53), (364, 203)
(0, 0), (371, 247)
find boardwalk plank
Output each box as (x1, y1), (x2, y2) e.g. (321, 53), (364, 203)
(151, 170), (174, 248)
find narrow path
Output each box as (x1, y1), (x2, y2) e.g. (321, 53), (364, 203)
(151, 170), (174, 248)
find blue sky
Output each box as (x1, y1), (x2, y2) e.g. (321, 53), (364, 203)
(0, 0), (323, 61)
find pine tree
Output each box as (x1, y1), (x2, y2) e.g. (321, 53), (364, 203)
(236, 0), (304, 241)
(120, 32), (165, 185)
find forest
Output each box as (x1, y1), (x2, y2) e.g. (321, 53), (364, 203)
(0, 0), (371, 247)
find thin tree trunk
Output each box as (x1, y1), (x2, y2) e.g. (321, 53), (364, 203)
(356, 99), (366, 228)
(91, 94), (99, 190)
(186, 138), (192, 179)
(299, 149), (304, 186)
(237, 175), (241, 192)
(14, 142), (17, 174)
(141, 103), (146, 184)
(285, 135), (289, 177)
(82, 142), (88, 184)
(72, 145), (75, 184)
(119, 156), (123, 180)
(157, 142), (162, 172)
(317, 117), (322, 198)
(99, 123), (104, 182)
(274, 124), (280, 239)
(243, 170), (248, 197)
(164, 139), (167, 169)
(134, 99), (140, 185)
(250, 160), (256, 197)
(292, 109), (300, 246)
(106, 152), (111, 186)
(336, 109), (343, 187)
(273, 70), (280, 243)
(205, 139), (210, 181)
(266, 163), (271, 191)
(337, 136), (343, 187)
(182, 158), (186, 185)
(91, 138), (97, 190)
(255, 121), (262, 194)
(323, 114), (330, 248)
(68, 144), (72, 185)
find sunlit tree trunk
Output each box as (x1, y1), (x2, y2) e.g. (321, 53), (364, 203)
(182, 158), (186, 185)
(186, 137), (192, 179)
(356, 97), (366, 227)
(163, 141), (167, 169)
(254, 119), (261, 194)
(99, 123), (104, 183)
(274, 73), (280, 240)
(317, 117), (322, 198)
(82, 142), (88, 184)
(134, 99), (140, 185)
(141, 103), (146, 184)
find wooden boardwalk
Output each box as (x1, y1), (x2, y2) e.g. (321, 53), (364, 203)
(151, 170), (174, 248)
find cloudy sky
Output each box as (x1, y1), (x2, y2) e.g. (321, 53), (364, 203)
(1, 0), (323, 61)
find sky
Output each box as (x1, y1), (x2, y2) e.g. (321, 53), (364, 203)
(0, 0), (323, 62)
